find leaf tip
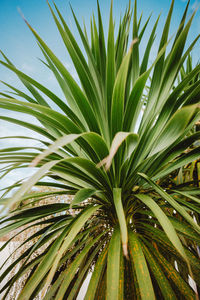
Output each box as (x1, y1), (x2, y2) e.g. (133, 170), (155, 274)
(122, 243), (129, 259)
(17, 7), (30, 28)
(130, 38), (139, 50)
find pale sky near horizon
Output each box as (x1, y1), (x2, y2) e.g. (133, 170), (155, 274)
(0, 0), (200, 192)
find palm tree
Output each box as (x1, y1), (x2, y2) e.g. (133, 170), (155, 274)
(0, 0), (200, 299)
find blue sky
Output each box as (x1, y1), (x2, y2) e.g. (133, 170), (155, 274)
(0, 0), (200, 192)
(0, 0), (199, 91)
(0, 0), (200, 86)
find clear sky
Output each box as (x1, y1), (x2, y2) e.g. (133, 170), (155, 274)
(0, 0), (200, 191)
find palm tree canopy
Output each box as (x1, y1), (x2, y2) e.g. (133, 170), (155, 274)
(0, 0), (200, 299)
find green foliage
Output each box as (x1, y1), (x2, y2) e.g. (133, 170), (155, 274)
(0, 0), (200, 299)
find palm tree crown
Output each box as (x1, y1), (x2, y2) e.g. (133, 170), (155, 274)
(0, 0), (200, 299)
